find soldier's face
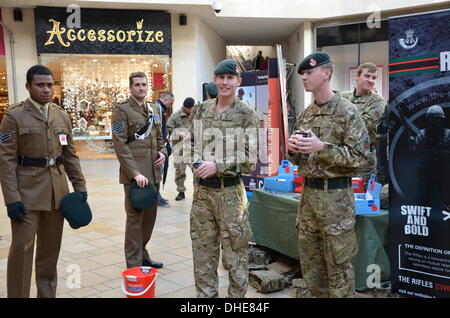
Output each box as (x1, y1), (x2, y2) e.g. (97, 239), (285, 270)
(26, 74), (54, 105)
(214, 74), (242, 98)
(130, 77), (148, 101)
(183, 106), (193, 115)
(300, 67), (330, 92)
(356, 69), (377, 93)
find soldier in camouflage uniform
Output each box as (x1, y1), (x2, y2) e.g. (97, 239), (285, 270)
(342, 62), (385, 185)
(287, 52), (369, 298)
(167, 97), (195, 201)
(190, 59), (259, 298)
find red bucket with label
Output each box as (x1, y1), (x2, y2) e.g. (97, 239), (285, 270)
(121, 266), (157, 298)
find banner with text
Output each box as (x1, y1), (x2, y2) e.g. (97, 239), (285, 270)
(389, 9), (450, 298)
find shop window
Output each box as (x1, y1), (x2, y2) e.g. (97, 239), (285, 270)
(40, 54), (171, 140)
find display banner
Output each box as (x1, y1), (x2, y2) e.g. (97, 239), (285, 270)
(35, 6), (171, 55)
(389, 9), (450, 298)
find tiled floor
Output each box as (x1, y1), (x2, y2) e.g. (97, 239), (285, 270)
(0, 158), (297, 298)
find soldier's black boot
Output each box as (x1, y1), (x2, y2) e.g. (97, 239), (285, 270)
(142, 258), (164, 269)
(175, 192), (185, 201)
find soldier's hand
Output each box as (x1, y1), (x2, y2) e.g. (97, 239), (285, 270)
(297, 130), (324, 154)
(134, 174), (148, 188)
(194, 161), (218, 179)
(6, 201), (26, 221)
(288, 135), (302, 153)
(154, 151), (166, 168)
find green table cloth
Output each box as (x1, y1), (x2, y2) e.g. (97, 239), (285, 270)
(248, 189), (390, 291)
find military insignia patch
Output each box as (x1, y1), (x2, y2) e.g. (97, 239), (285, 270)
(112, 122), (125, 134)
(0, 131), (12, 143)
(309, 58), (317, 67)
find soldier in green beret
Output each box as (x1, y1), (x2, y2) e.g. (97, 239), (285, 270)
(287, 52), (369, 297)
(341, 62), (386, 186)
(189, 59), (260, 298)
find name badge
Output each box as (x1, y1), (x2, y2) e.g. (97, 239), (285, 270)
(59, 134), (68, 145)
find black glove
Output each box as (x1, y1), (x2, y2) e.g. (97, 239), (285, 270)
(7, 201), (26, 221)
(78, 192), (88, 203)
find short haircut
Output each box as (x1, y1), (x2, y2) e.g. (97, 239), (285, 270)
(160, 92), (174, 100)
(129, 72), (147, 86)
(357, 62), (377, 76)
(26, 65), (53, 84)
(320, 61), (334, 81)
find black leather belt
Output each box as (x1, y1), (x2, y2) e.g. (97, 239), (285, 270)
(198, 176), (241, 188)
(304, 177), (351, 190)
(18, 155), (64, 168)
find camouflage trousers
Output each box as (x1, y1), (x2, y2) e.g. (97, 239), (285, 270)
(296, 185), (358, 298)
(174, 162), (187, 193)
(190, 181), (250, 298)
(357, 150), (377, 186)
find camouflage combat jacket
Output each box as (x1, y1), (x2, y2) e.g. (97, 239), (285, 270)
(191, 97), (260, 177)
(287, 92), (370, 178)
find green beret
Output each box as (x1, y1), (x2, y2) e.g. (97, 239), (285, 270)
(205, 82), (217, 98)
(129, 181), (158, 211)
(61, 192), (92, 229)
(214, 59), (240, 76)
(297, 52), (332, 74)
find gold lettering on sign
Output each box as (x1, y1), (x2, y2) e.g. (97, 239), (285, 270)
(44, 19), (70, 47)
(43, 18), (166, 48)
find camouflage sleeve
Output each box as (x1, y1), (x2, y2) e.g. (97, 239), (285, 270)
(190, 104), (203, 166)
(111, 105), (140, 180)
(316, 107), (370, 168)
(361, 97), (385, 143)
(166, 112), (176, 136)
(215, 110), (260, 177)
(0, 111), (21, 204)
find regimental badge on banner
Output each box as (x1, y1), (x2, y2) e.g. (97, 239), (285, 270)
(112, 122), (125, 134)
(0, 131), (12, 143)
(399, 28), (419, 50)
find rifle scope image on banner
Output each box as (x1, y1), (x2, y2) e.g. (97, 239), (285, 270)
(388, 9), (450, 298)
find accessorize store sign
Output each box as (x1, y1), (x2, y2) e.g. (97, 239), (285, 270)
(35, 6), (171, 55)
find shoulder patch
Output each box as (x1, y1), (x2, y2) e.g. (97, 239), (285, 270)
(112, 122), (125, 134)
(0, 131), (12, 143)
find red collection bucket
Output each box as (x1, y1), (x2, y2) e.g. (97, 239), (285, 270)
(121, 266), (158, 298)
